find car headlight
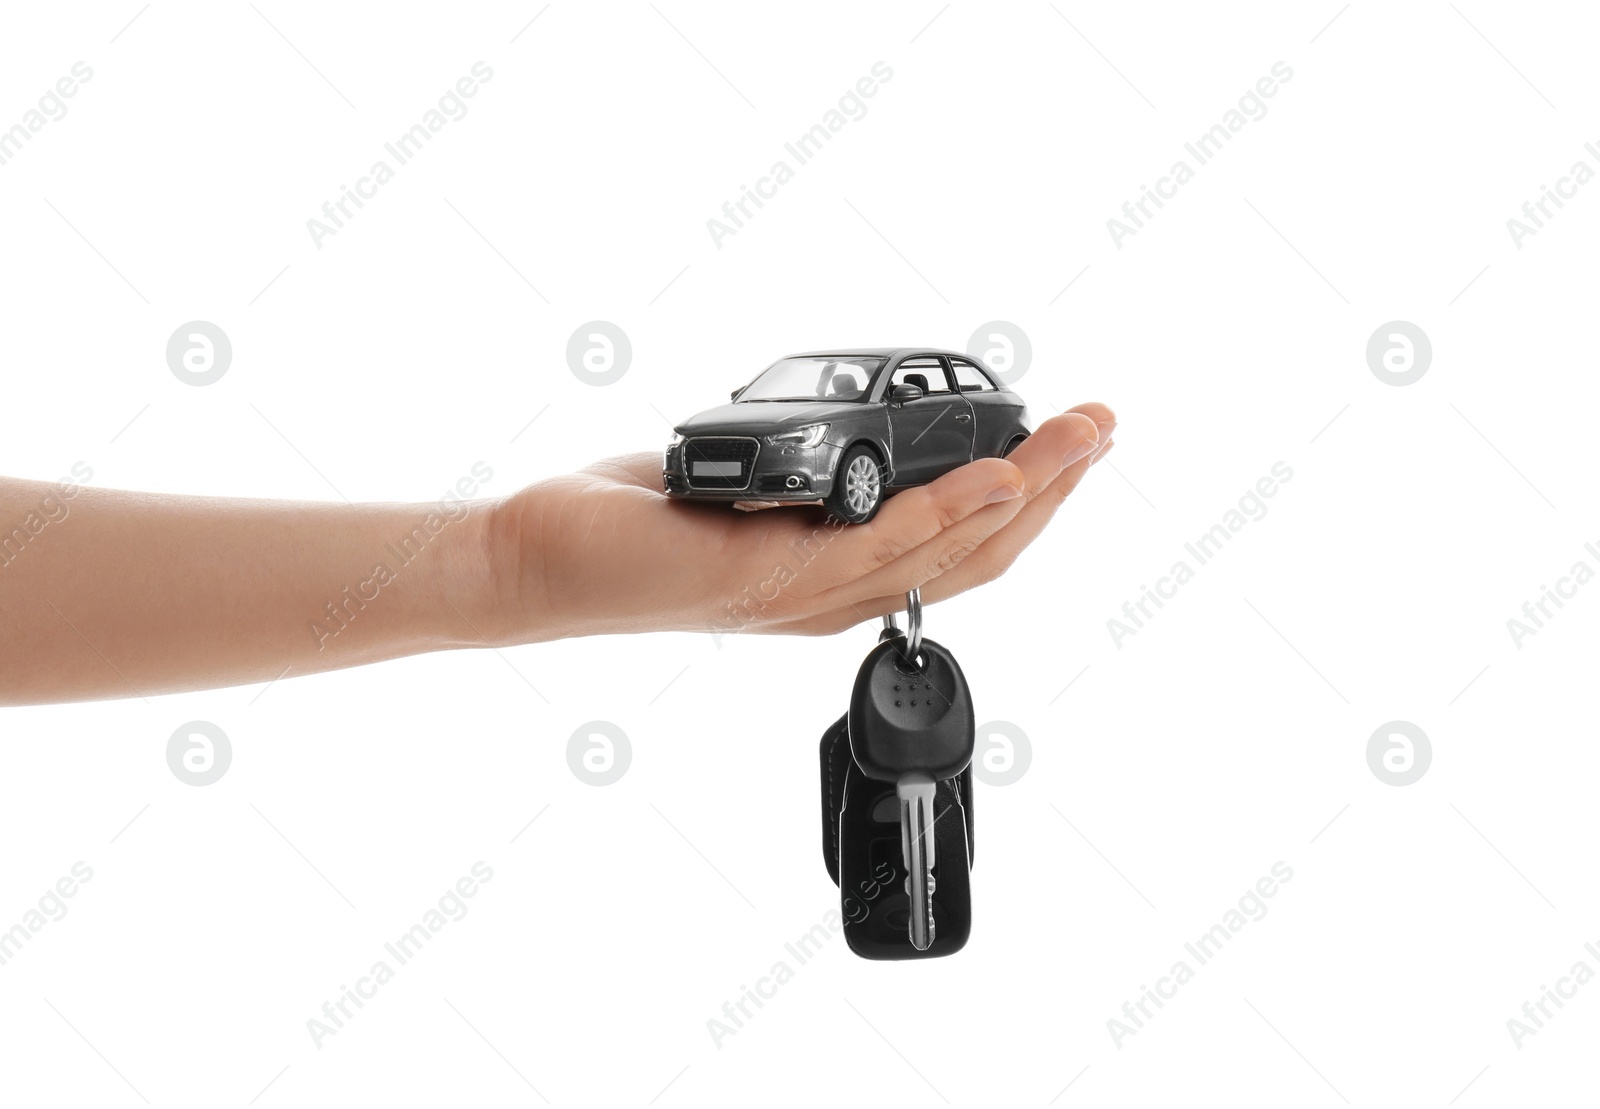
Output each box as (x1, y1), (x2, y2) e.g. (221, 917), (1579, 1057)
(667, 431), (684, 447)
(766, 423), (828, 448)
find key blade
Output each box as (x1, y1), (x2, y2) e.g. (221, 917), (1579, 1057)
(898, 775), (937, 951)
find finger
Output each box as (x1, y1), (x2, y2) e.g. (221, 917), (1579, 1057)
(917, 410), (1116, 606)
(1065, 401), (1115, 432)
(768, 591), (907, 636)
(767, 404), (1116, 633)
(795, 454), (1028, 594)
(580, 452), (666, 490)
(1074, 403), (1117, 466)
(822, 412), (1099, 604)
(1000, 411), (1103, 496)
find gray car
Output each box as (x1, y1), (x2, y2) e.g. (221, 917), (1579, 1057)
(663, 348), (1031, 523)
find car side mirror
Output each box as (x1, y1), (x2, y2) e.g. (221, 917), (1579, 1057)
(890, 383), (924, 404)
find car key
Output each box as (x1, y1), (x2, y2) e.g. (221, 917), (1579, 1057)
(848, 634), (974, 950)
(897, 773), (937, 949)
(827, 735), (973, 959)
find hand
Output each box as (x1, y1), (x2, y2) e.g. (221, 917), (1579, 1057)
(487, 404), (1115, 643)
(0, 403), (1113, 703)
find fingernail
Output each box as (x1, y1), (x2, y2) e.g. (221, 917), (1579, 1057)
(985, 484), (1023, 504)
(1063, 436), (1097, 468)
(1061, 413), (1099, 468)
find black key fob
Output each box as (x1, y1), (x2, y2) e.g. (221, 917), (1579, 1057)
(848, 636), (975, 783)
(819, 712), (975, 960)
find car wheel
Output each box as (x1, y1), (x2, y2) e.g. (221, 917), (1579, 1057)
(1002, 433), (1029, 457)
(826, 445), (884, 524)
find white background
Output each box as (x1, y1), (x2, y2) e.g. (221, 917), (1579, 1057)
(1, 1), (1596, 1105)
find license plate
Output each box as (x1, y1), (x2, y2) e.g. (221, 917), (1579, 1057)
(693, 461), (742, 478)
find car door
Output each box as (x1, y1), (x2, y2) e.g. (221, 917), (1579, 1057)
(947, 356), (1017, 457)
(884, 356), (974, 485)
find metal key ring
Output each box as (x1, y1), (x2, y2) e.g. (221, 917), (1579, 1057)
(880, 587), (923, 663)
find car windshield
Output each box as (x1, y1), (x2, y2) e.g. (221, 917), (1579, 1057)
(737, 356), (885, 402)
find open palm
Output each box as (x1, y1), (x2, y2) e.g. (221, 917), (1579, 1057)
(494, 405), (1114, 643)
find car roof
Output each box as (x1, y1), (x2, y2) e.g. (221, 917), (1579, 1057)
(785, 348), (971, 361)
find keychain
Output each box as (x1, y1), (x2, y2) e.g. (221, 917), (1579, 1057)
(819, 588), (976, 960)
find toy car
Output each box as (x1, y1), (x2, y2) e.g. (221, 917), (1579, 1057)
(663, 348), (1030, 524)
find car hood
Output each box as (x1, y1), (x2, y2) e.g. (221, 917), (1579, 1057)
(674, 400), (862, 435)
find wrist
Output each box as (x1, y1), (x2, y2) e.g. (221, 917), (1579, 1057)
(469, 489), (560, 648)
(421, 495), (514, 650)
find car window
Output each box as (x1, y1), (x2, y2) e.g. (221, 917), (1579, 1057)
(889, 358), (953, 395)
(821, 363), (868, 398)
(739, 356), (883, 401)
(949, 358), (994, 392)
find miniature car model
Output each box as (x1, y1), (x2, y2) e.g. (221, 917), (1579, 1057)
(663, 348), (1030, 524)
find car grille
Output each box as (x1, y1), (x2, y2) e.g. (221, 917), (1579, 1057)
(684, 437), (759, 490)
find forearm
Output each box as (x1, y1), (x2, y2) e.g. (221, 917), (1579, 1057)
(0, 478), (503, 705)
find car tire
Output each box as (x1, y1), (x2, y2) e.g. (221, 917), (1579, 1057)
(826, 445), (885, 525)
(1002, 433), (1029, 457)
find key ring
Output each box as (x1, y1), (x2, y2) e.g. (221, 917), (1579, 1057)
(880, 587), (923, 663)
